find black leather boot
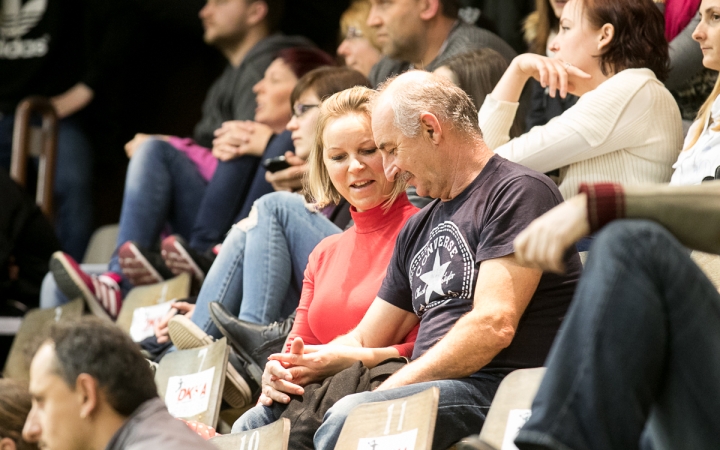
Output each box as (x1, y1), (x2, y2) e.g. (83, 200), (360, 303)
(209, 301), (295, 372)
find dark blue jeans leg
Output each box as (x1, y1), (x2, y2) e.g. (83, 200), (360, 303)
(188, 155), (260, 252)
(53, 116), (94, 261)
(107, 139), (206, 289)
(516, 220), (720, 450)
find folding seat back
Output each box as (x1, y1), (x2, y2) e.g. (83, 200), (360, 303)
(478, 367), (546, 450)
(11, 96), (58, 219)
(116, 273), (191, 342)
(334, 387), (440, 450)
(209, 418), (290, 450)
(154, 337), (228, 427)
(2, 298), (84, 380)
(691, 250), (720, 289)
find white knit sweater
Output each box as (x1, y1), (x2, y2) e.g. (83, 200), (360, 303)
(478, 68), (683, 199)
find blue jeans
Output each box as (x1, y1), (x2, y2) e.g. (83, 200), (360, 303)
(234, 376), (502, 450)
(0, 114), (93, 261)
(189, 130), (292, 252)
(191, 191), (341, 338)
(107, 139), (207, 291)
(516, 220), (720, 450)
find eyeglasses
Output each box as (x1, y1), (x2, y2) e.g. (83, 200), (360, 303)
(344, 26), (364, 40)
(292, 103), (319, 118)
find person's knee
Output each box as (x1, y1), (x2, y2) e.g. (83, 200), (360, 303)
(236, 191), (303, 232)
(593, 220), (672, 259)
(133, 138), (172, 163)
(125, 139), (173, 189)
(231, 405), (274, 433)
(323, 391), (372, 424)
(254, 191), (302, 215)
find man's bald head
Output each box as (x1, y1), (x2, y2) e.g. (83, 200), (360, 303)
(374, 70), (481, 140)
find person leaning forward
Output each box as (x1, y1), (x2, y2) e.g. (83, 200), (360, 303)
(253, 71), (582, 449)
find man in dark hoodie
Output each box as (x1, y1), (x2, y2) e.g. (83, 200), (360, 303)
(41, 0), (314, 314)
(0, 0), (95, 262)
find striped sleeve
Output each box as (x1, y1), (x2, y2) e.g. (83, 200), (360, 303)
(578, 183), (626, 232)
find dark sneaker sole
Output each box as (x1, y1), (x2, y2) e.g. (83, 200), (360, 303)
(49, 253), (112, 321)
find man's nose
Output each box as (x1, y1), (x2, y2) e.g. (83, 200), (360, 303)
(367, 6), (381, 27)
(22, 408), (41, 443)
(384, 164), (400, 182)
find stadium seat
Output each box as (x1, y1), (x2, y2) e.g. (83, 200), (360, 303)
(334, 387), (440, 450)
(154, 337), (229, 428)
(2, 297), (84, 380)
(209, 418), (290, 450)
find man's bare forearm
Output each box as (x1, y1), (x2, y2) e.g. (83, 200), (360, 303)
(377, 308), (512, 389)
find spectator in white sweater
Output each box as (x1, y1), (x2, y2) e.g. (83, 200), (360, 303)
(479, 0), (683, 199)
(671, 0), (720, 186)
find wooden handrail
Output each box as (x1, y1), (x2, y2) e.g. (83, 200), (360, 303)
(10, 96), (58, 220)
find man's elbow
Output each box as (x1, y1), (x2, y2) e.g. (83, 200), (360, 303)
(493, 324), (516, 349)
(472, 310), (517, 350)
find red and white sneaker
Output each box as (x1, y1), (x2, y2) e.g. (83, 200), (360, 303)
(118, 241), (173, 286)
(49, 252), (123, 321)
(160, 235), (213, 284)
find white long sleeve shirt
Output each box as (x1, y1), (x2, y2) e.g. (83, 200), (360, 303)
(479, 68), (683, 198)
(670, 94), (720, 185)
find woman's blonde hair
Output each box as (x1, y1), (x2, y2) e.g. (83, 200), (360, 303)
(305, 86), (406, 210)
(340, 0), (380, 50)
(687, 77), (720, 150)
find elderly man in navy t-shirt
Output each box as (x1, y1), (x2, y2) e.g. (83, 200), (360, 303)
(263, 71), (582, 449)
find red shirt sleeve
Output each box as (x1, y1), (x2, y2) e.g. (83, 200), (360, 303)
(390, 323), (419, 358)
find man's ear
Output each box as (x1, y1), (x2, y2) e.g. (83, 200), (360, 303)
(76, 374), (99, 420)
(247, 0), (268, 27)
(597, 23), (614, 51)
(419, 112), (442, 145)
(0, 437), (17, 450)
(419, 0), (440, 21)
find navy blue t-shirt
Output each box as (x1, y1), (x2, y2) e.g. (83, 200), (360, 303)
(378, 155), (581, 375)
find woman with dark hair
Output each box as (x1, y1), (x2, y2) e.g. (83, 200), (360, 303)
(45, 47), (335, 318)
(480, 0), (682, 201)
(433, 48), (524, 138)
(0, 380), (37, 450)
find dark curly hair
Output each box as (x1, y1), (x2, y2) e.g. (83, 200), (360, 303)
(582, 0), (669, 81)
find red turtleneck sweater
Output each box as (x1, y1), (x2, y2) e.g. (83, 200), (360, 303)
(287, 193), (419, 357)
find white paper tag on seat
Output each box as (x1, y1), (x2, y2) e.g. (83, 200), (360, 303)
(164, 367), (216, 418)
(501, 409), (532, 450)
(129, 301), (174, 342)
(356, 429), (418, 450)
